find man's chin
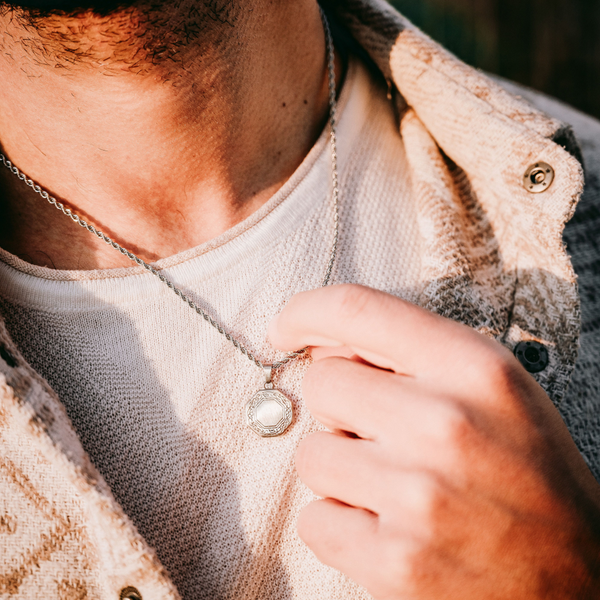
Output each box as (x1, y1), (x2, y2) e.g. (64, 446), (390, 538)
(1, 0), (134, 15)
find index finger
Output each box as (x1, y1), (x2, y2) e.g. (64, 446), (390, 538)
(268, 284), (505, 385)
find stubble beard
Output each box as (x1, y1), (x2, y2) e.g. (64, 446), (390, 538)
(0, 0), (247, 78)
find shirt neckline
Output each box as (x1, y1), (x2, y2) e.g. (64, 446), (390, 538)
(0, 57), (377, 310)
(0, 58), (361, 286)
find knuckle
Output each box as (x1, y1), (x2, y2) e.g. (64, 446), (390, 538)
(418, 401), (477, 477)
(481, 349), (522, 399)
(376, 537), (411, 594)
(410, 474), (438, 519)
(379, 471), (422, 522)
(436, 402), (472, 446)
(404, 398), (472, 455)
(386, 472), (438, 527)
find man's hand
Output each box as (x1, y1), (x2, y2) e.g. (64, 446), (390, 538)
(268, 284), (600, 600)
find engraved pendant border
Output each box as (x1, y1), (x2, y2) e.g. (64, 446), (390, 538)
(245, 389), (293, 437)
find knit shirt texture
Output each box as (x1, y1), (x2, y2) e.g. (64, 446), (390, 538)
(0, 58), (415, 599)
(1, 1), (599, 598)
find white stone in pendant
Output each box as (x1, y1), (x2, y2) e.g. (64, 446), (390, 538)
(246, 388), (293, 437)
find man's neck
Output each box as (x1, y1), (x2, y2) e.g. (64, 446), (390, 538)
(0, 1), (341, 269)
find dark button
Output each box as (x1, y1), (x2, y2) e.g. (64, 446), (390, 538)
(120, 587), (142, 600)
(0, 345), (17, 368)
(514, 341), (549, 373)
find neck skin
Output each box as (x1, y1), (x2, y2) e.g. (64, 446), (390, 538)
(0, 0), (342, 269)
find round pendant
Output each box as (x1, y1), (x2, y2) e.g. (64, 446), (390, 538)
(245, 388), (293, 437)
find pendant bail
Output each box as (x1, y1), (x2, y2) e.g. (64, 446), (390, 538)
(263, 364), (274, 389)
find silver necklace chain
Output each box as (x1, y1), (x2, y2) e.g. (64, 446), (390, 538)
(0, 9), (339, 377)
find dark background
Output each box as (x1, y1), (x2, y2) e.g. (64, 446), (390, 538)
(389, 0), (600, 120)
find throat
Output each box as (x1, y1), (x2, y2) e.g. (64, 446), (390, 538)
(0, 163), (284, 270)
(0, 1), (340, 270)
